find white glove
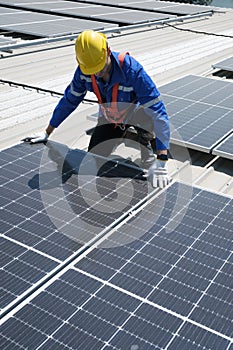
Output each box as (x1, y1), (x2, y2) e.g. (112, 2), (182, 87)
(22, 132), (48, 144)
(147, 159), (171, 188)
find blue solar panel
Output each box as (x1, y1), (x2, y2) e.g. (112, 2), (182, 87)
(0, 141), (151, 316)
(0, 5), (115, 37)
(75, 182), (233, 342)
(213, 133), (233, 160)
(213, 56), (233, 73)
(160, 75), (233, 153)
(1, 142), (148, 257)
(2, 266), (231, 350)
(0, 0), (173, 26)
(1, 180), (232, 349)
(0, 236), (58, 314)
(77, 0), (214, 15)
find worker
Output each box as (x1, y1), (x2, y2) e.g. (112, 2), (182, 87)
(26, 30), (171, 188)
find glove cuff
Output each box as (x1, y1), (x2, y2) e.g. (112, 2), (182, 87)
(157, 154), (168, 161)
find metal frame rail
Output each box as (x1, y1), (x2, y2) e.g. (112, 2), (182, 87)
(0, 12), (214, 52)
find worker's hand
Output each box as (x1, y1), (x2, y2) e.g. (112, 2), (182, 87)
(22, 132), (49, 144)
(147, 159), (171, 188)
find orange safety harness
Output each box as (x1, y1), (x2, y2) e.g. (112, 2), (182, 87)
(91, 52), (134, 126)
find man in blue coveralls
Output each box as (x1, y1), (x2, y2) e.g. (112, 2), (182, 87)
(27, 30), (171, 188)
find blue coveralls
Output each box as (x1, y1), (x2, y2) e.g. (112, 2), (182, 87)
(50, 51), (170, 155)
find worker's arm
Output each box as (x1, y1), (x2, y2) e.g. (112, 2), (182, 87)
(124, 55), (170, 152)
(125, 56), (171, 188)
(22, 124), (54, 144)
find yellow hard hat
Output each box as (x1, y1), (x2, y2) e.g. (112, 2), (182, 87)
(75, 30), (107, 75)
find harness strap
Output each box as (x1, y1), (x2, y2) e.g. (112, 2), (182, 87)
(111, 52), (127, 106)
(91, 52), (130, 125)
(91, 75), (102, 104)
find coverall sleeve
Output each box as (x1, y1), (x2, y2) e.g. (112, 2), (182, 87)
(49, 68), (87, 128)
(126, 56), (170, 150)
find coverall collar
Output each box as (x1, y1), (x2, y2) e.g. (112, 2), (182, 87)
(96, 51), (126, 88)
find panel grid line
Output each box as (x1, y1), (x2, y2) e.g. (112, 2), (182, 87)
(0, 333), (26, 350)
(160, 75), (233, 153)
(71, 184), (232, 346)
(1, 143), (158, 334)
(1, 141), (232, 349)
(32, 273), (119, 349)
(165, 251), (233, 349)
(2, 235), (61, 264)
(121, 190), (226, 297)
(164, 93), (233, 111)
(73, 266), (232, 343)
(79, 244), (229, 300)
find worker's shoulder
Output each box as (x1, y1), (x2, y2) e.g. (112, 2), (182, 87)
(112, 50), (141, 70)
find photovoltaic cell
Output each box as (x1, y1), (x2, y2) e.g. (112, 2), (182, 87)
(1, 269), (227, 350)
(160, 75), (233, 152)
(0, 5), (115, 38)
(0, 268), (183, 350)
(76, 183), (233, 349)
(212, 133), (233, 160)
(0, 1), (174, 25)
(77, 0), (214, 15)
(0, 141), (150, 314)
(75, 183), (233, 339)
(212, 56), (233, 73)
(1, 142), (148, 259)
(0, 236), (58, 312)
(1, 182), (232, 349)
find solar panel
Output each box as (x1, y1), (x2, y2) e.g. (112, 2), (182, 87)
(0, 1), (174, 25)
(71, 182), (233, 346)
(59, 5), (173, 25)
(212, 56), (233, 73)
(1, 142), (150, 255)
(159, 75), (233, 153)
(0, 6), (116, 38)
(0, 141), (150, 314)
(1, 182), (232, 349)
(0, 268), (183, 349)
(212, 133), (233, 160)
(78, 0), (214, 15)
(0, 236), (58, 312)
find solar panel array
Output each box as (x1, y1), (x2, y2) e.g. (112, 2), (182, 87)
(160, 75), (233, 154)
(0, 0), (215, 39)
(0, 0), (174, 25)
(213, 133), (233, 160)
(1, 139), (232, 350)
(0, 141), (150, 315)
(213, 56), (233, 73)
(79, 0), (215, 15)
(0, 5), (115, 38)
